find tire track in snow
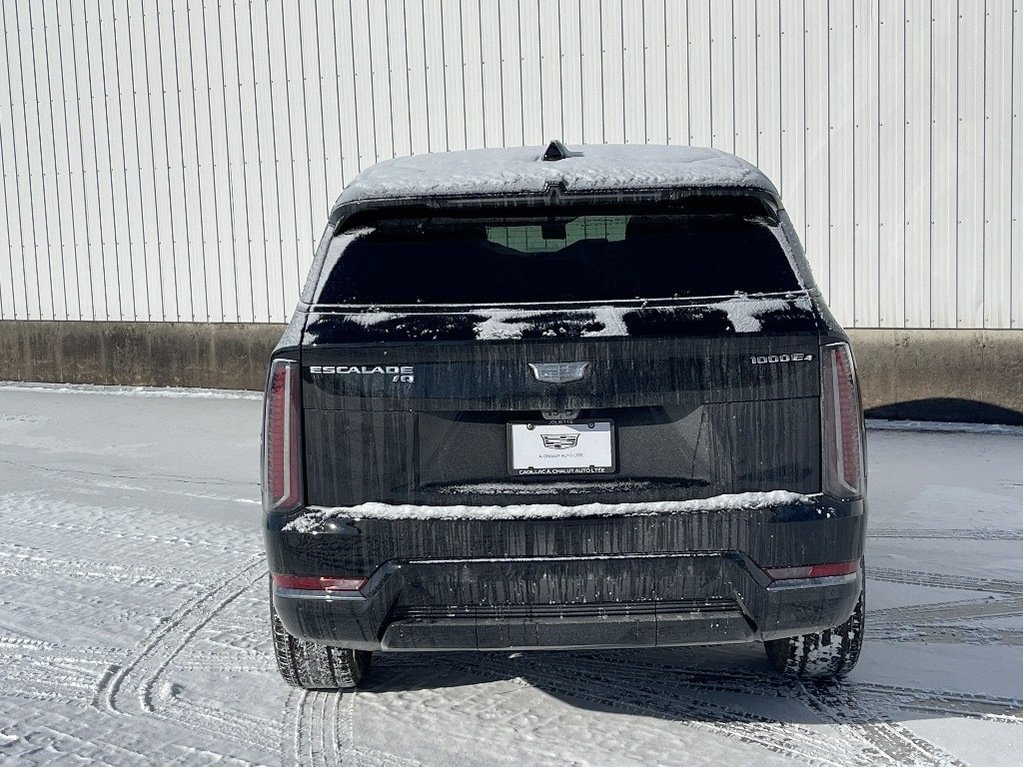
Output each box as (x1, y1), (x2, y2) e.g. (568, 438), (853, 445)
(870, 595), (1023, 625)
(457, 654), (870, 766)
(867, 568), (1022, 595)
(849, 684), (1022, 721)
(592, 651), (1023, 723)
(868, 528), (1022, 541)
(94, 556), (266, 715)
(801, 683), (966, 767)
(286, 688), (422, 767)
(482, 652), (974, 766)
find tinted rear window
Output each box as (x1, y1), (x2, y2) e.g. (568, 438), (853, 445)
(315, 213), (799, 305)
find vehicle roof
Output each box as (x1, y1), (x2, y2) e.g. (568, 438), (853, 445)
(332, 144), (780, 215)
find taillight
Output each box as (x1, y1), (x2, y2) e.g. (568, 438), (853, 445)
(765, 560), (860, 580)
(271, 573), (367, 593)
(262, 359), (303, 513)
(821, 342), (865, 499)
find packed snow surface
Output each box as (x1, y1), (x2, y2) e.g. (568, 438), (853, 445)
(0, 383), (1020, 766)
(336, 144), (779, 208)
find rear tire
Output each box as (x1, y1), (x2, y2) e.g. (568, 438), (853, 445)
(764, 587), (865, 680)
(270, 592), (371, 690)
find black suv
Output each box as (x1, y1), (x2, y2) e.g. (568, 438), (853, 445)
(262, 142), (867, 690)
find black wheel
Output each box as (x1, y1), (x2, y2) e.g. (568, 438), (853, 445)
(764, 587), (865, 680)
(269, 592), (371, 690)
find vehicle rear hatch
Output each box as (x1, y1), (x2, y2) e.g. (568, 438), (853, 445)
(299, 204), (825, 508)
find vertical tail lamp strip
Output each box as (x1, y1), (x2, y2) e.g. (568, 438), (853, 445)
(821, 342), (865, 499)
(264, 359), (302, 512)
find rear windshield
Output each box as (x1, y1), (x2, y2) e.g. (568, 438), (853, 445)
(315, 212), (799, 305)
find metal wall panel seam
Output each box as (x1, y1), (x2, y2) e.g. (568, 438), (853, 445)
(930, 2), (959, 328)
(109, 0), (137, 320)
(662, 0), (669, 144)
(957, 1), (986, 328)
(825, 0), (832, 313)
(337, 1), (359, 180)
(311, 3), (329, 242)
(495, 0), (507, 146)
(27, 0), (56, 319)
(462, 0), (484, 147)
(281, 0), (302, 295)
(618, 0), (625, 141)
(404, 0), (417, 153)
(54, 0), (84, 319)
(877, 0), (882, 326)
(1010, 0), (1017, 329)
(169, 1), (195, 321)
(928, 0), (934, 326)
(685, 0), (692, 143)
(802, 0), (808, 251)
(40, 0), (69, 319)
(227, 0), (251, 322)
(707, 0), (713, 146)
(0, 1), (19, 319)
(155, 2), (181, 319)
(247, 0), (272, 322)
(982, 0), (989, 327)
(516, 0), (524, 143)
(437, 0), (450, 150)
(444, 0), (466, 149)
(70, 0), (99, 319)
(777, 0), (784, 190)
(140, 0), (166, 321)
(642, 0), (649, 142)
(902, 0), (907, 325)
(255, 1), (285, 320)
(96, 0), (124, 320)
(600, 0), (607, 143)
(385, 0), (400, 157)
(535, 0), (545, 141)
(955, 0), (960, 326)
(238, 0), (267, 323)
(195, 0), (221, 322)
(283, 0), (308, 304)
(18, 0), (44, 318)
(460, 0), (472, 147)
(296, 2), (316, 270)
(732, 0), (738, 157)
(575, 0), (585, 143)
(215, 0), (239, 322)
(556, 0), (583, 143)
(37, 0), (68, 319)
(557, 0), (567, 141)
(477, 0), (487, 145)
(362, 0), (381, 162)
(851, 0), (856, 324)
(753, 0), (759, 166)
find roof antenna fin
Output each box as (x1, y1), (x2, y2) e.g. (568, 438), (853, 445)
(542, 139), (580, 161)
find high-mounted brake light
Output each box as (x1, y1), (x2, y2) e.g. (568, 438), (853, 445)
(262, 359), (303, 513)
(821, 342), (865, 498)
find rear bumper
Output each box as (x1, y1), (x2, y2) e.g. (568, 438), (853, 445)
(265, 496), (865, 651)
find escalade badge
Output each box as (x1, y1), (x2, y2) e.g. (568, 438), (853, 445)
(542, 434), (580, 450)
(528, 362), (590, 384)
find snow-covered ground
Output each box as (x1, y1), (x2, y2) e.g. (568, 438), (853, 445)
(0, 383), (1020, 766)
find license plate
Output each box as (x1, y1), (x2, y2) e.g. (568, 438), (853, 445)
(507, 421), (615, 476)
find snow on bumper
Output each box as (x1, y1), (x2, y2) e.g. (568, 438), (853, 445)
(283, 490), (813, 529)
(267, 493), (865, 652)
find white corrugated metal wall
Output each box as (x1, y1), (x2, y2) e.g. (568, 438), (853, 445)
(0, 0), (1020, 328)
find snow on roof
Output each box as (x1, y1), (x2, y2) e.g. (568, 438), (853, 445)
(333, 144), (779, 211)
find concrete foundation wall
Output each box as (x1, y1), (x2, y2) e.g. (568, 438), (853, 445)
(1, 321), (1020, 422)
